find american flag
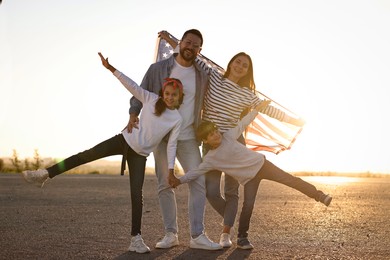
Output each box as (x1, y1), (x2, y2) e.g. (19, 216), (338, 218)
(155, 32), (304, 155)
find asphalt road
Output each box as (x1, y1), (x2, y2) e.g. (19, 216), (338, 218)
(1, 173), (389, 259)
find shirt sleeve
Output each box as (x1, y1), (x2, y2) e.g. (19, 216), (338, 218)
(114, 70), (155, 104)
(225, 109), (258, 140)
(250, 92), (262, 108)
(129, 65), (154, 115)
(167, 117), (182, 169)
(179, 160), (214, 183)
(259, 100), (289, 122)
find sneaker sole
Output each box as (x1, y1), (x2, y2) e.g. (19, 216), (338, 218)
(189, 244), (223, 250)
(237, 245), (254, 250)
(155, 241), (179, 249)
(128, 247), (150, 254)
(220, 241), (232, 248)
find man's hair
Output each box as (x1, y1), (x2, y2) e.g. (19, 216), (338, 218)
(196, 121), (218, 141)
(181, 29), (203, 47)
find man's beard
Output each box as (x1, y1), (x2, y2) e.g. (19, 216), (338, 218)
(179, 48), (196, 62)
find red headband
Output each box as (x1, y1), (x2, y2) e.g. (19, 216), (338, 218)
(162, 78), (184, 97)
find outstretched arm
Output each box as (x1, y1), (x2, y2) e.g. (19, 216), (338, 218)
(254, 99), (271, 113)
(98, 52), (140, 132)
(226, 100), (272, 139)
(255, 98), (306, 127)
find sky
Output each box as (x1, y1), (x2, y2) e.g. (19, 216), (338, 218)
(1, 1), (390, 173)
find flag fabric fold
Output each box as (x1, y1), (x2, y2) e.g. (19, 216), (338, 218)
(154, 32), (304, 154)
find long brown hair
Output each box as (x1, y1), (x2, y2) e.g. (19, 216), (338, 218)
(223, 52), (257, 119)
(223, 52), (256, 92)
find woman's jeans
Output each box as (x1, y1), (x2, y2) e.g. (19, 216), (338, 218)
(46, 134), (147, 236)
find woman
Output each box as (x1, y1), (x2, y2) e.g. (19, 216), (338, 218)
(198, 52), (303, 248)
(22, 52), (185, 254)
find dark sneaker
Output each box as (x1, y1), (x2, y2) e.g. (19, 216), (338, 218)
(317, 190), (332, 206)
(237, 237), (254, 250)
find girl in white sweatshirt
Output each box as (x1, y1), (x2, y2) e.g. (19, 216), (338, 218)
(22, 52), (184, 254)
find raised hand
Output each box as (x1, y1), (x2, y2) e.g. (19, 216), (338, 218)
(158, 30), (170, 41)
(158, 30), (178, 49)
(98, 52), (116, 73)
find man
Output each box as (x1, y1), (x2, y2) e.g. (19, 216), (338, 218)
(128, 29), (221, 250)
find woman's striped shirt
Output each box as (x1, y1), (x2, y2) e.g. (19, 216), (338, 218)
(197, 58), (287, 133)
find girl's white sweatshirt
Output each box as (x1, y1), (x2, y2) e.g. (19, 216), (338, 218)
(114, 70), (182, 169)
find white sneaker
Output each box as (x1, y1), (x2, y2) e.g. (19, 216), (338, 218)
(22, 169), (49, 187)
(190, 233), (222, 250)
(219, 233), (232, 248)
(128, 234), (150, 254)
(155, 232), (179, 249)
